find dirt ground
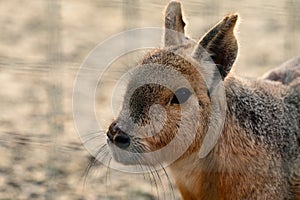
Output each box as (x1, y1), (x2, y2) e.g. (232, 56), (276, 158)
(0, 0), (299, 199)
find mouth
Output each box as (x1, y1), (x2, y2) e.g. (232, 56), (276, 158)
(107, 137), (138, 165)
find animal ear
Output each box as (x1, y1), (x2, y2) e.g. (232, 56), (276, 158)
(193, 14), (239, 79)
(164, 1), (186, 46)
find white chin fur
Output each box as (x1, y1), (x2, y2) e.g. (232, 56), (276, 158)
(108, 143), (138, 165)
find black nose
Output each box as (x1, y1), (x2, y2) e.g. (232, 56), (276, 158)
(107, 122), (131, 149)
(114, 133), (130, 149)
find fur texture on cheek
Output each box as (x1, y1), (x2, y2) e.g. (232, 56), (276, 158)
(142, 96), (203, 164)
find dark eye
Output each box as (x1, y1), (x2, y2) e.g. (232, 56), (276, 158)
(170, 88), (192, 105)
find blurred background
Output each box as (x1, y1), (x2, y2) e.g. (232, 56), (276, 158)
(0, 0), (299, 199)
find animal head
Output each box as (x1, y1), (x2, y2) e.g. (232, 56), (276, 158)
(107, 1), (239, 167)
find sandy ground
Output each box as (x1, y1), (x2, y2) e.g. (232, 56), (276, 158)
(0, 0), (299, 199)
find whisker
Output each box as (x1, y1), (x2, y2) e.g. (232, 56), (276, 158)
(82, 155), (98, 190)
(82, 143), (109, 185)
(163, 167), (175, 199)
(82, 134), (103, 144)
(130, 153), (161, 199)
(155, 158), (175, 200)
(149, 167), (160, 200)
(87, 141), (108, 154)
(143, 154), (174, 200)
(94, 144), (111, 165)
(105, 157), (113, 197)
(138, 153), (161, 200)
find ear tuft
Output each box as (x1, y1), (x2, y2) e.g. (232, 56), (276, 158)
(193, 14), (239, 79)
(164, 1), (186, 46)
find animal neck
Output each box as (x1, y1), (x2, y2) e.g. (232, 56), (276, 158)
(171, 76), (262, 170)
(168, 76), (273, 199)
(205, 75), (271, 172)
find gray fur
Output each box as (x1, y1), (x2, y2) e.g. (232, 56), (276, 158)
(225, 75), (300, 197)
(262, 56), (300, 85)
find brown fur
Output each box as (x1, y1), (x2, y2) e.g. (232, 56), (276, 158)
(170, 83), (287, 199)
(106, 1), (300, 199)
